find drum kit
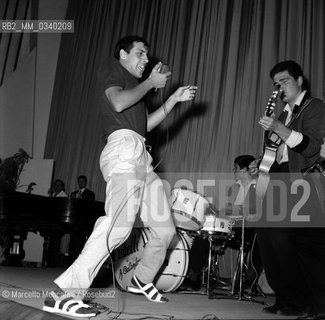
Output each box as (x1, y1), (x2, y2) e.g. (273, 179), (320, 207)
(113, 188), (246, 298)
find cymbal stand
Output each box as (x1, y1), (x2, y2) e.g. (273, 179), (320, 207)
(228, 218), (266, 305)
(206, 235), (227, 295)
(206, 233), (227, 299)
(230, 216), (245, 298)
(177, 231), (229, 297)
(206, 234), (213, 296)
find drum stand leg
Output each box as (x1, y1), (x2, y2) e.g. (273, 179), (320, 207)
(206, 235), (213, 297)
(230, 217), (258, 300)
(230, 217), (245, 298)
(179, 234), (229, 297)
(205, 235), (232, 298)
(227, 218), (266, 305)
(208, 219), (266, 305)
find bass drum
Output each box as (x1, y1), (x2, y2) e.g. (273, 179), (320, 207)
(113, 228), (192, 292)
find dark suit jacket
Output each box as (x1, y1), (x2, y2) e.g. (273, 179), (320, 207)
(71, 188), (95, 201)
(280, 95), (325, 173)
(272, 95), (325, 220)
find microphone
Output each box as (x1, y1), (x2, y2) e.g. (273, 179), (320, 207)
(159, 64), (170, 74)
(155, 64), (170, 92)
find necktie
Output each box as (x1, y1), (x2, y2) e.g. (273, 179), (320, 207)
(77, 190), (82, 198)
(275, 105), (298, 164)
(292, 104), (300, 114)
(275, 110), (290, 164)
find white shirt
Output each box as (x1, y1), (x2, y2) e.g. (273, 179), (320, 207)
(234, 179), (257, 205)
(77, 188), (86, 198)
(279, 91), (305, 163)
(54, 190), (68, 197)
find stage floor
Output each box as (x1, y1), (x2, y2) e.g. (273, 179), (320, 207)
(0, 265), (290, 319)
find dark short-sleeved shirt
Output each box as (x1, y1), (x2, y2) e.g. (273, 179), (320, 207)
(97, 58), (147, 139)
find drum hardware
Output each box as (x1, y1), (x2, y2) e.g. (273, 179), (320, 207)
(230, 216), (246, 298)
(203, 214), (250, 298)
(205, 234), (232, 297)
(201, 214), (235, 235)
(209, 243), (231, 288)
(189, 214), (234, 297)
(230, 216), (259, 300)
(182, 229), (233, 297)
(199, 214), (234, 295)
(206, 216), (266, 305)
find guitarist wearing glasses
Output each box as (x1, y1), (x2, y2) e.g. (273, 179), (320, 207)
(255, 60), (325, 319)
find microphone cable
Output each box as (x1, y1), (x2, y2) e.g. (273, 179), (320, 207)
(103, 145), (148, 316)
(152, 83), (170, 171)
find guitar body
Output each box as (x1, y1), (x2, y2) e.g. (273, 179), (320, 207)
(256, 172), (271, 199)
(256, 146), (277, 198)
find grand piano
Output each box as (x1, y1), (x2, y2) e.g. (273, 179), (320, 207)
(0, 191), (105, 267)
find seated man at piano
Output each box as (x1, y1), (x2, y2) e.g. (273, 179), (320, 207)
(70, 175), (95, 201)
(49, 179), (68, 198)
(182, 155), (259, 291)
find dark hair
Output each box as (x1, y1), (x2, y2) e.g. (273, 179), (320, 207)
(234, 155), (256, 170)
(78, 175), (87, 182)
(114, 36), (149, 60)
(270, 60), (309, 92)
(54, 179), (65, 191)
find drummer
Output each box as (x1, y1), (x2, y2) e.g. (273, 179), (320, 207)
(182, 155), (259, 291)
(226, 155), (257, 215)
(225, 155), (258, 249)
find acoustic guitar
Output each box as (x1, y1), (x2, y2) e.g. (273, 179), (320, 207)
(255, 90), (281, 198)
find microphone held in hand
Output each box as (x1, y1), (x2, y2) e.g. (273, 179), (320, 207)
(155, 64), (170, 92)
(159, 64), (170, 74)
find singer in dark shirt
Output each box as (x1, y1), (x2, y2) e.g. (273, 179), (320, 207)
(44, 35), (197, 317)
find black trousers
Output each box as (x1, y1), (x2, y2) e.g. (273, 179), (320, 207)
(256, 162), (325, 313)
(257, 227), (325, 313)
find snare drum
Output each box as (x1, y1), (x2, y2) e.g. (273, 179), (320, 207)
(113, 228), (192, 292)
(170, 188), (209, 231)
(201, 214), (234, 236)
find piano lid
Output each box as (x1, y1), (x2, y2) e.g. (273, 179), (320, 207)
(0, 191), (105, 226)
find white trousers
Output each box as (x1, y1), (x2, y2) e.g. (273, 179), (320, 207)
(54, 129), (176, 293)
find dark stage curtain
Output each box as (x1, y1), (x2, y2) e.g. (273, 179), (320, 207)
(44, 0), (325, 204)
